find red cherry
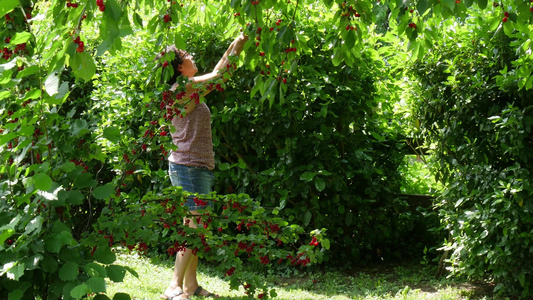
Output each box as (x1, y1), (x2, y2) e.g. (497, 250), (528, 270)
(255, 42), (260, 46)
(282, 78), (287, 84)
(259, 52), (265, 56)
(503, 17), (508, 22)
(504, 11), (509, 17)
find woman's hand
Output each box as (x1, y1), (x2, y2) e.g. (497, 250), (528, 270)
(231, 34), (249, 56)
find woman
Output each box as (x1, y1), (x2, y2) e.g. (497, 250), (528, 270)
(160, 34), (248, 300)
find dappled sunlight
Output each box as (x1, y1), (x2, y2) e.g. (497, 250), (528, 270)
(103, 253), (491, 300)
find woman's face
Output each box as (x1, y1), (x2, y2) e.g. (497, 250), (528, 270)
(178, 54), (198, 78)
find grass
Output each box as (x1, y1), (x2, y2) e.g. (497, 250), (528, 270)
(103, 252), (496, 300)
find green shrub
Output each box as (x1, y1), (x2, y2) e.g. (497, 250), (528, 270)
(412, 16), (533, 298)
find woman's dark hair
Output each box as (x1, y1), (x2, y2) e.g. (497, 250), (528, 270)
(156, 45), (189, 84)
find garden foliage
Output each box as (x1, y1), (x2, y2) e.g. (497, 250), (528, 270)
(411, 13), (533, 298)
(2, 0), (533, 298)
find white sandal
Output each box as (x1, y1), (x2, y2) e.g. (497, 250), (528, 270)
(160, 287), (187, 300)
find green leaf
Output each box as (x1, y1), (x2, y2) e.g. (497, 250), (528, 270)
(59, 262), (79, 281)
(85, 262), (107, 278)
(41, 256), (58, 273)
(100, 15), (120, 49)
(0, 90), (11, 100)
(440, 0), (456, 10)
(103, 126), (121, 143)
(7, 264), (24, 281)
(303, 211), (312, 226)
(133, 13), (143, 28)
(94, 295), (112, 300)
(8, 289), (23, 300)
(518, 273), (525, 287)
(93, 183), (115, 200)
(58, 190), (84, 205)
(476, 0), (487, 9)
(489, 16), (501, 31)
(0, 228), (14, 244)
(300, 171), (316, 182)
(123, 266), (139, 278)
(23, 88), (41, 101)
(104, 0), (122, 21)
(332, 48), (344, 67)
(416, 0), (431, 15)
(107, 265), (126, 282)
(72, 119), (89, 136)
(71, 52), (96, 82)
(74, 172), (96, 189)
(9, 32), (32, 45)
(61, 162), (77, 173)
(321, 238), (331, 250)
(70, 283), (88, 299)
(345, 211), (353, 226)
(314, 177), (326, 192)
(0, 132), (16, 146)
(45, 237), (62, 253)
(86, 277), (106, 293)
(33, 173), (53, 191)
(16, 65), (40, 79)
(503, 20), (514, 37)
(0, 0), (19, 19)
(94, 245), (116, 265)
(345, 29), (356, 50)
(113, 293), (131, 300)
(24, 216), (43, 235)
(44, 71), (60, 97)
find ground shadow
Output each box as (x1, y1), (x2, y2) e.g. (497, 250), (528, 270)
(143, 255), (497, 300)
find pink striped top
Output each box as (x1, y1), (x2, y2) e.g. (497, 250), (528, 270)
(168, 102), (215, 170)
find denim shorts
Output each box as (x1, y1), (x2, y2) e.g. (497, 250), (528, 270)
(168, 163), (215, 211)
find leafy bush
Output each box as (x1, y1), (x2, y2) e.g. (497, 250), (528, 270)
(412, 15), (533, 298)
(207, 27), (436, 263)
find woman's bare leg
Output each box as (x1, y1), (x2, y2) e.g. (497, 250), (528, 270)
(167, 216), (197, 291)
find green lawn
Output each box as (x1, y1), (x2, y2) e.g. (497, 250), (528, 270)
(104, 253), (495, 300)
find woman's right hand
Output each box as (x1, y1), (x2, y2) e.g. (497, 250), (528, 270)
(232, 34), (249, 54)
